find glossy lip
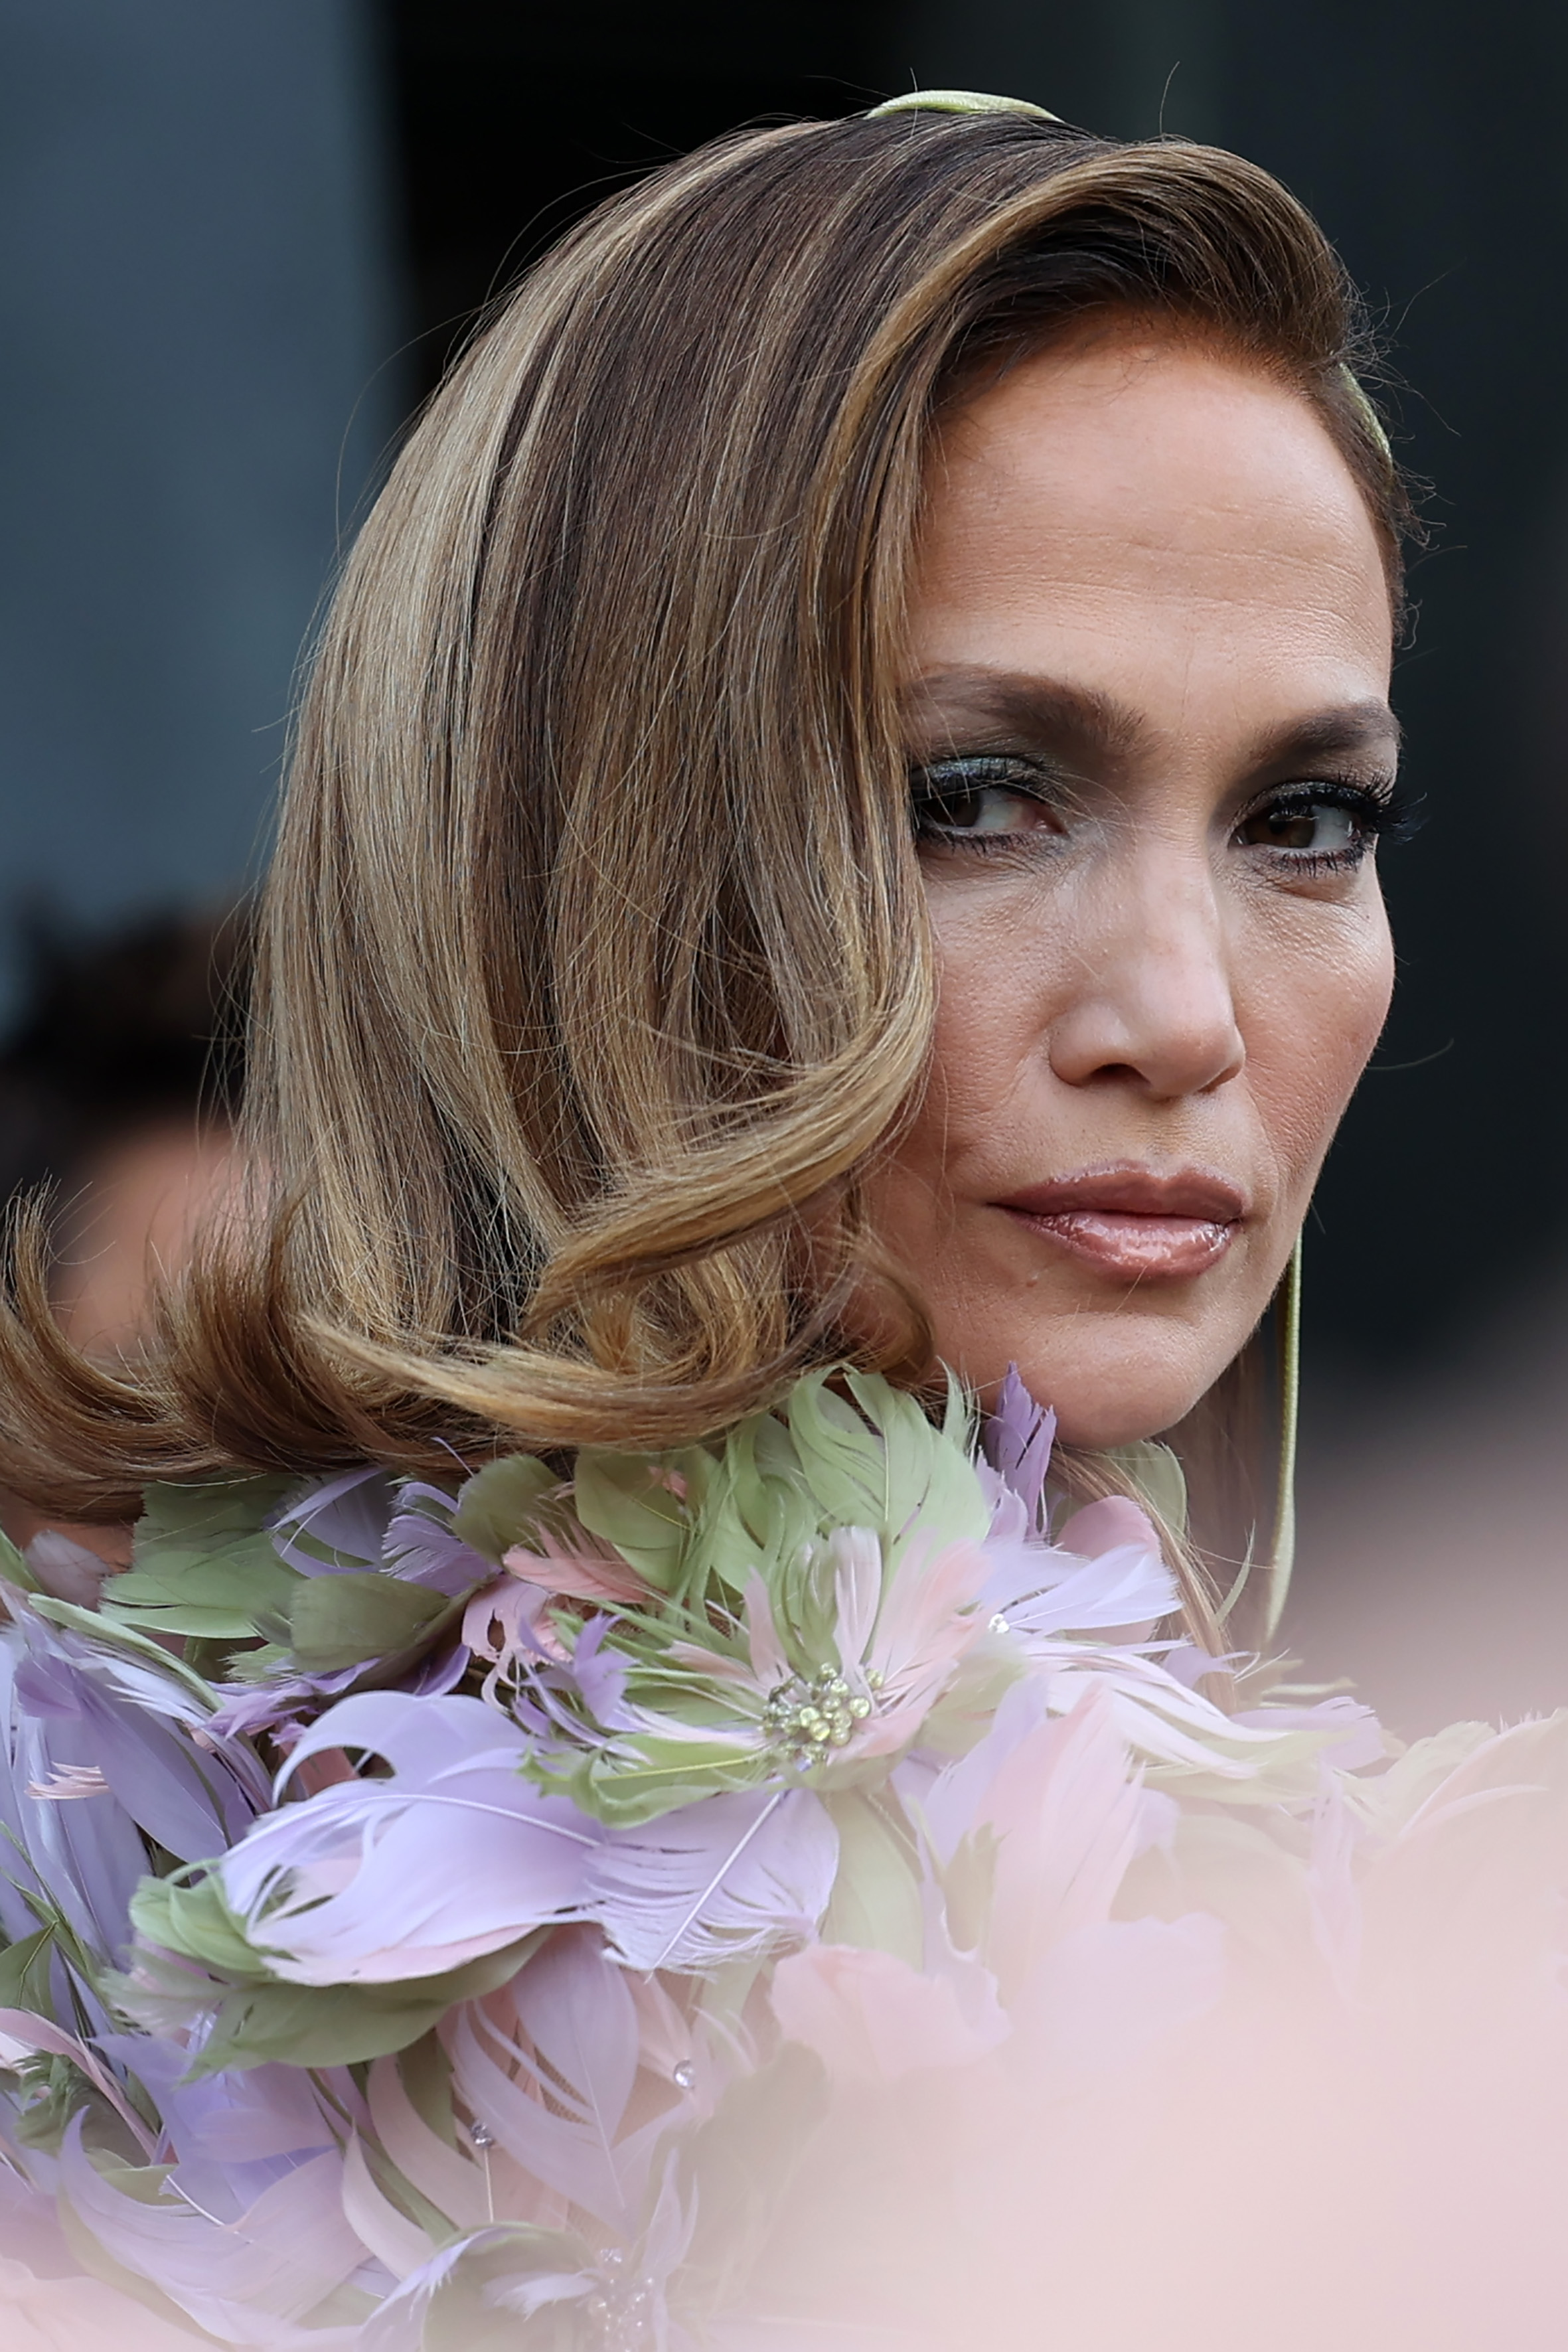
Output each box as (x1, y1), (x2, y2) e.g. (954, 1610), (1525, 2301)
(995, 1164), (1248, 1283)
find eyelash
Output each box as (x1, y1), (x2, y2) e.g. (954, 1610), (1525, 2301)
(908, 756), (1070, 849)
(909, 757), (1415, 873)
(1233, 778), (1414, 874)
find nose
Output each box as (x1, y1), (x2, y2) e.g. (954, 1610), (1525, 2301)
(1046, 850), (1245, 1101)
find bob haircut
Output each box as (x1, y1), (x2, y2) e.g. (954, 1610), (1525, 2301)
(0, 106), (1409, 1644)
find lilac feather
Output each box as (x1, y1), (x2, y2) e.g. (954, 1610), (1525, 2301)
(100, 2032), (335, 2171)
(208, 1639), (471, 1752)
(982, 1366), (1058, 1533)
(220, 1694), (601, 1983)
(270, 1465), (394, 1575)
(444, 1932), (668, 2234)
(54, 2112), (368, 2340)
(567, 1612), (633, 1729)
(98, 2031), (345, 2238)
(589, 1785), (838, 1973)
(382, 1488), (494, 1598)
(0, 1614), (266, 2001)
(917, 1676), (1052, 1867)
(0, 1632), (147, 1967)
(207, 1664), (362, 1745)
(979, 1535), (1177, 1650)
(15, 1636), (262, 1863)
(270, 1468), (490, 1603)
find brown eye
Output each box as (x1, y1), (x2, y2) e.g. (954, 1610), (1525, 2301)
(923, 785), (1046, 835)
(1238, 791), (1375, 864)
(911, 757), (1066, 846)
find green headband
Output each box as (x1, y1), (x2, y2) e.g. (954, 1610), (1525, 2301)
(867, 89), (1061, 124)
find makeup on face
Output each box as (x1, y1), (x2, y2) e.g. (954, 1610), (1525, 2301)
(996, 1166), (1247, 1283)
(857, 324), (1398, 1448)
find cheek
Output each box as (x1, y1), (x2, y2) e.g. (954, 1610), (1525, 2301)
(907, 888), (1047, 1158)
(1243, 897), (1394, 1190)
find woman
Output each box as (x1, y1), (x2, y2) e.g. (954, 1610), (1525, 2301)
(1, 92), (1530, 2352)
(4, 90), (1404, 1612)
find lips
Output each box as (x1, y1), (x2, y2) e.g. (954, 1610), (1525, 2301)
(996, 1166), (1247, 1283)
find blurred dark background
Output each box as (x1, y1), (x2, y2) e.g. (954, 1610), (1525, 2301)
(3, 0), (1565, 1725)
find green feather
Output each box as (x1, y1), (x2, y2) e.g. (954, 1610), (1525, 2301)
(285, 1572), (451, 1674)
(418, 2225), (600, 2352)
(452, 1452), (560, 1564)
(532, 1730), (767, 1828)
(1101, 1439), (1190, 1540)
(572, 1447), (713, 1591)
(102, 1473), (299, 1642)
(195, 1958), (541, 2075)
(785, 1376), (892, 1530)
(126, 1874), (544, 2071)
(0, 1529), (40, 1595)
(0, 1925), (61, 2016)
(819, 1790), (925, 1966)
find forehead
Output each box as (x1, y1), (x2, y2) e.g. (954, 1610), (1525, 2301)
(912, 330), (1393, 713)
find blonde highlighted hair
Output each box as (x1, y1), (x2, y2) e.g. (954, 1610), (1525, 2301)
(0, 107), (1407, 1646)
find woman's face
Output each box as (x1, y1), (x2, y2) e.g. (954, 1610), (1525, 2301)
(868, 324), (1397, 1448)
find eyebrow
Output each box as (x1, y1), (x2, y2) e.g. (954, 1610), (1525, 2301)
(900, 668), (1146, 761)
(1244, 700), (1403, 769)
(901, 666), (1401, 773)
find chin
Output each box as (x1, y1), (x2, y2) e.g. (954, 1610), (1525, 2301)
(1048, 1393), (1198, 1450)
(968, 1334), (1220, 1451)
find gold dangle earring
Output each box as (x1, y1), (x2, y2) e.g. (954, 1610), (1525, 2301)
(1261, 1233), (1304, 1642)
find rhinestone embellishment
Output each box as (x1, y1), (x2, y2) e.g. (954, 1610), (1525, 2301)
(762, 1664), (876, 1772)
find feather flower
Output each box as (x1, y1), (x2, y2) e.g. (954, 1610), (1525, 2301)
(212, 1695), (602, 1985)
